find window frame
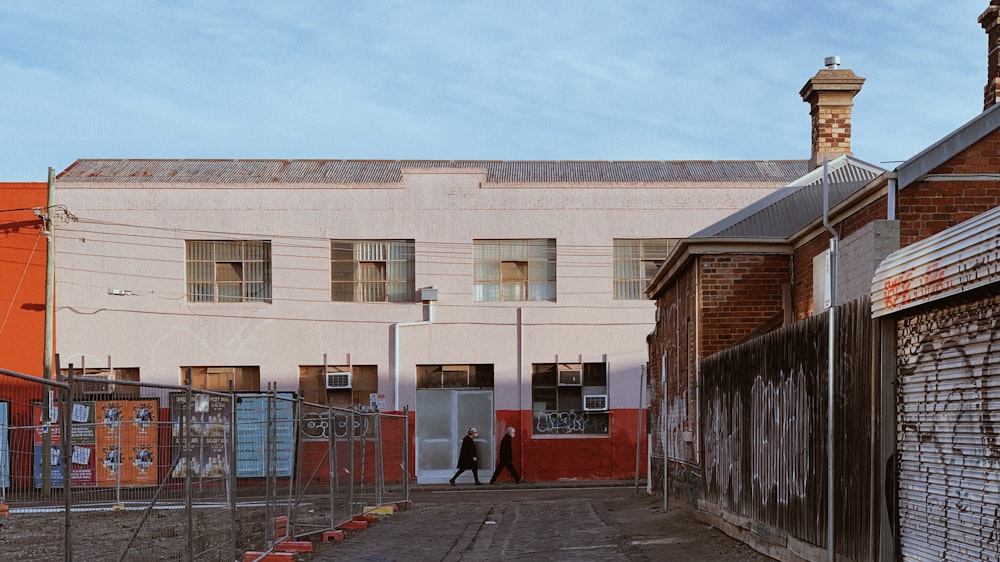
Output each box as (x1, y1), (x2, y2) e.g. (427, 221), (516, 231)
(331, 239), (416, 303)
(473, 239), (556, 302)
(613, 238), (676, 300)
(186, 240), (272, 303)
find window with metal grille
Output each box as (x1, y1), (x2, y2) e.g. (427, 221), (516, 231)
(474, 239), (556, 302)
(331, 240), (415, 302)
(186, 240), (271, 303)
(613, 238), (676, 300)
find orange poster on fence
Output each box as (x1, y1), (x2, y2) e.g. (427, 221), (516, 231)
(93, 399), (159, 486)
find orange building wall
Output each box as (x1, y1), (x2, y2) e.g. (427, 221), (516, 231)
(1, 182), (48, 426)
(1, 182), (48, 378)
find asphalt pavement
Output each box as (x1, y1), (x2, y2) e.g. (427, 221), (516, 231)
(308, 481), (773, 561)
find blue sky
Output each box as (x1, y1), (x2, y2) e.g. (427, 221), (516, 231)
(0, 1), (990, 181)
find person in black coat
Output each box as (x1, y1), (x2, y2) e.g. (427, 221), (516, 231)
(449, 427), (482, 485)
(490, 426), (521, 484)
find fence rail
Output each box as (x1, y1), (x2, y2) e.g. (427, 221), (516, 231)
(0, 366), (410, 561)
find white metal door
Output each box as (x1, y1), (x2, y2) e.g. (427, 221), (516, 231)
(415, 389), (494, 484)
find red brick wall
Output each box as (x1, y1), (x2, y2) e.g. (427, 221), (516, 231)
(897, 129), (1000, 245)
(698, 254), (791, 357)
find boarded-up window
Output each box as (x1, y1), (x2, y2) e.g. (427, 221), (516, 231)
(416, 365), (495, 388)
(474, 239), (556, 302)
(331, 240), (415, 302)
(182, 366), (260, 392)
(186, 240), (271, 303)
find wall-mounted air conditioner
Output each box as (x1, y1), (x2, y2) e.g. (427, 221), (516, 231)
(583, 394), (608, 412)
(557, 369), (582, 386)
(326, 371), (352, 390)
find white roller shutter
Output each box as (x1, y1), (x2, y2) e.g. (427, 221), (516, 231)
(895, 290), (1000, 561)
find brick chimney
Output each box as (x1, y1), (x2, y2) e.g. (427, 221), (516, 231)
(980, 1), (1000, 109)
(799, 57), (866, 168)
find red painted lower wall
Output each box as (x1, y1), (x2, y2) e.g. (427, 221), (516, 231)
(493, 409), (646, 482)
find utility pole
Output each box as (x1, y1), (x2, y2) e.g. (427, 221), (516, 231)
(41, 166), (55, 496)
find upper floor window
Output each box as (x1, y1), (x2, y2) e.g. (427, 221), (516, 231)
(186, 240), (271, 303)
(331, 240), (415, 302)
(613, 238), (675, 300)
(473, 239), (556, 302)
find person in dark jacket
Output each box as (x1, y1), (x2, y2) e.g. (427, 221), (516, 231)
(490, 426), (521, 484)
(449, 427), (482, 485)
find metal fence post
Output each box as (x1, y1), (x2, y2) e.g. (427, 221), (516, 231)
(403, 405), (409, 503)
(375, 413), (383, 507)
(183, 368), (194, 562)
(328, 399), (336, 531)
(349, 408), (355, 516)
(63, 361), (74, 562)
(228, 380), (237, 562)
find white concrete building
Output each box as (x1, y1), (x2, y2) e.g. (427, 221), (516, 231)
(53, 159), (806, 482)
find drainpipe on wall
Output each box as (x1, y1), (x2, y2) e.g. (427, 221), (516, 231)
(392, 288), (436, 411)
(886, 171), (898, 221)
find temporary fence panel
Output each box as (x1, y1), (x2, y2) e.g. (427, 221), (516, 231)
(0, 369), (410, 561)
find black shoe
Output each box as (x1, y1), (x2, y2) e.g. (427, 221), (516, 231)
(449, 479), (455, 487)
(489, 481), (496, 485)
(474, 482), (483, 485)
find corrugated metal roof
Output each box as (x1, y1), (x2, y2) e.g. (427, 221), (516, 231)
(57, 159), (810, 185)
(871, 203), (1000, 318)
(688, 155), (885, 239)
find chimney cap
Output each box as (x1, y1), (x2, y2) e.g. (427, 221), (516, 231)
(824, 56), (841, 69)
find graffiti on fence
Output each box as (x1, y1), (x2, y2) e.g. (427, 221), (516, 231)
(750, 367), (812, 506)
(532, 410), (608, 435)
(703, 390), (743, 507)
(300, 411), (373, 441)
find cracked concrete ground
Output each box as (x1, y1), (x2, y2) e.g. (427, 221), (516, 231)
(309, 484), (772, 561)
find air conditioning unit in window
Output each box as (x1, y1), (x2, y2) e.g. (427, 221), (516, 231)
(583, 394), (608, 412)
(557, 369), (582, 386)
(326, 371), (352, 390)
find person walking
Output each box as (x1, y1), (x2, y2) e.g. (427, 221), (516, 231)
(449, 427), (482, 486)
(490, 426), (521, 484)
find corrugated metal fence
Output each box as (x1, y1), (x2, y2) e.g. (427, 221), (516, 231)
(0, 366), (410, 561)
(700, 297), (879, 560)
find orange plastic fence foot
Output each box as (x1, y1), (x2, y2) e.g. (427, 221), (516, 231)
(323, 530), (345, 542)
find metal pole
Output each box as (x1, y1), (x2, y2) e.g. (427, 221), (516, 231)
(63, 359), (73, 562)
(183, 368), (194, 562)
(635, 364), (645, 491)
(328, 398), (336, 530)
(822, 157), (838, 562)
(662, 352), (669, 511)
(402, 405), (410, 503)
(228, 381), (237, 561)
(827, 238), (838, 562)
(349, 408), (355, 515)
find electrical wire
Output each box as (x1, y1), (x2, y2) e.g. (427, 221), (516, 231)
(0, 229), (43, 335)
